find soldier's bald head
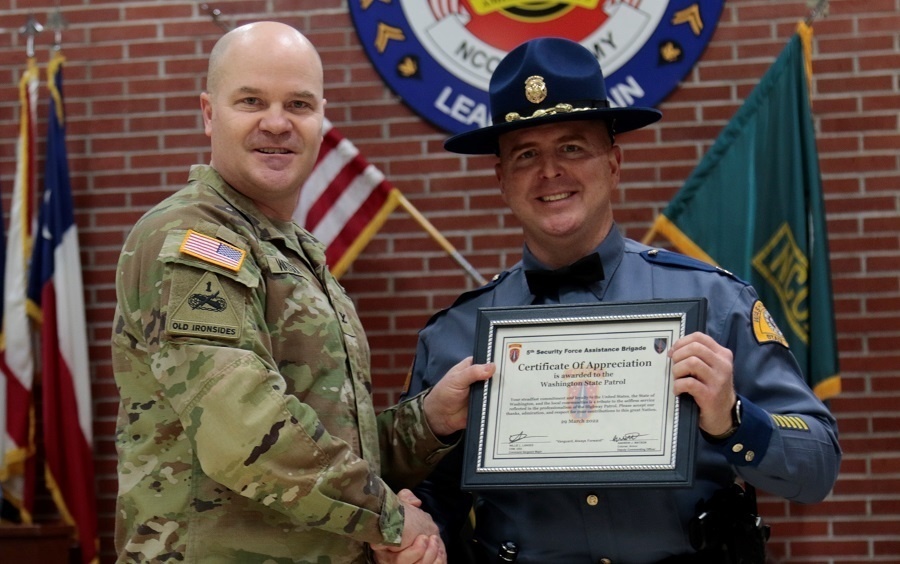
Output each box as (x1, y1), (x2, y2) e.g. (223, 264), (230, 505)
(205, 21), (322, 96)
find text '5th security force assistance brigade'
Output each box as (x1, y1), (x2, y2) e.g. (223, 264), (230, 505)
(349, 0), (725, 134)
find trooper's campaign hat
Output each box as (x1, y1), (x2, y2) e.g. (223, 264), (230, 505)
(444, 37), (662, 155)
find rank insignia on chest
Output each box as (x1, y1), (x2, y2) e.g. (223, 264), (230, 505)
(180, 229), (246, 272)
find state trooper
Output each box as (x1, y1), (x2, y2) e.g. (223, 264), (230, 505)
(404, 37), (841, 564)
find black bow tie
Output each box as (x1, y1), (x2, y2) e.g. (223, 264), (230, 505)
(525, 253), (605, 298)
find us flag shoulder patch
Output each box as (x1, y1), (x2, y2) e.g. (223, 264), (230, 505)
(179, 229), (246, 272)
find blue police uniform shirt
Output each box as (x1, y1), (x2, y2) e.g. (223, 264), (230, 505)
(405, 225), (841, 563)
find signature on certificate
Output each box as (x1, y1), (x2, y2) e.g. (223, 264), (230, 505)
(508, 431), (547, 444)
(611, 432), (648, 442)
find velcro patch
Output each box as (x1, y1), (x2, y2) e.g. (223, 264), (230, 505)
(266, 255), (304, 277)
(168, 271), (243, 340)
(180, 229), (246, 272)
(751, 300), (788, 348)
(772, 414), (810, 432)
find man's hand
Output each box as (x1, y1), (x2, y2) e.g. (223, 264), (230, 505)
(423, 357), (495, 437)
(670, 332), (736, 436)
(371, 489), (447, 564)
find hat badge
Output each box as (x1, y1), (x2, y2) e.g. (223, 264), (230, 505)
(524, 75), (547, 104)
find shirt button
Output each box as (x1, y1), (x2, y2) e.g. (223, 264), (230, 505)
(745, 451), (755, 462)
(732, 443), (744, 453)
(586, 494), (599, 506)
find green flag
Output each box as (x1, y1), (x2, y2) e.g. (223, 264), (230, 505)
(643, 22), (840, 400)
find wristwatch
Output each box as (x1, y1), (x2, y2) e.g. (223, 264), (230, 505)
(706, 398), (742, 441)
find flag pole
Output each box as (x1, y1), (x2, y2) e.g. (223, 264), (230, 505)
(47, 7), (68, 52)
(391, 190), (488, 286)
(200, 3), (232, 31)
(19, 15), (43, 59)
(804, 0), (829, 25)
(643, 2), (828, 249)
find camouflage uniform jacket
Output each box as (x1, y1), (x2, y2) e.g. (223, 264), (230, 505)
(112, 165), (452, 563)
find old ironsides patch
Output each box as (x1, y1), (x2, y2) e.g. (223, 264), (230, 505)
(168, 270), (244, 341)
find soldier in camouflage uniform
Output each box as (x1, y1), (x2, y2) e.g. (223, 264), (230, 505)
(112, 22), (492, 564)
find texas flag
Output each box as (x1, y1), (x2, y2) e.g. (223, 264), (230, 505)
(26, 51), (98, 564)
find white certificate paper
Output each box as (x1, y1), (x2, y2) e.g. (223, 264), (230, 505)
(463, 299), (705, 489)
(486, 322), (677, 469)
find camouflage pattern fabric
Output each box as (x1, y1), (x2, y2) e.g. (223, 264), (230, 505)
(112, 165), (452, 563)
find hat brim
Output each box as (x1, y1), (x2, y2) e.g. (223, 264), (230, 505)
(443, 106), (662, 155)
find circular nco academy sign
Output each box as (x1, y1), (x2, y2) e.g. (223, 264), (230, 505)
(349, 0), (725, 135)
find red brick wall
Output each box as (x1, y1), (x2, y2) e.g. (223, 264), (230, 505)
(0, 1), (897, 562)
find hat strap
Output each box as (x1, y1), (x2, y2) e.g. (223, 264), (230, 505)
(504, 99), (611, 123)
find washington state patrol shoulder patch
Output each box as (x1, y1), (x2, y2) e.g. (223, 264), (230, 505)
(751, 300), (788, 348)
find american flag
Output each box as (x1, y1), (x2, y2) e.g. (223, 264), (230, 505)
(180, 229), (247, 272)
(294, 119), (395, 278)
(294, 119), (486, 284)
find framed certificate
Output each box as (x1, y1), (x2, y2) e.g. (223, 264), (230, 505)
(462, 298), (706, 490)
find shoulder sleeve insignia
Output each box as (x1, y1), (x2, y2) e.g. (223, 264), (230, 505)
(168, 270), (243, 341)
(180, 229), (246, 272)
(751, 300), (789, 348)
(772, 414), (810, 432)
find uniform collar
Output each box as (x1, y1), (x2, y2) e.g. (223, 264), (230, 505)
(188, 164), (311, 259)
(517, 224), (625, 303)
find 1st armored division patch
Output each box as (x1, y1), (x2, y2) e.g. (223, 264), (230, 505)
(168, 270), (243, 340)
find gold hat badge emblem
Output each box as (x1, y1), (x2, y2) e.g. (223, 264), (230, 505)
(524, 75), (547, 104)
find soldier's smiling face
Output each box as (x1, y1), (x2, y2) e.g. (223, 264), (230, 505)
(201, 22), (326, 221)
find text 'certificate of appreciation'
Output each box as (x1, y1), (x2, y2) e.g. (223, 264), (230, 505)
(462, 299), (705, 490)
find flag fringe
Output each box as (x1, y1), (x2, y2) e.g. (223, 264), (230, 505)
(44, 467), (100, 564)
(15, 58), (39, 262)
(48, 51), (67, 124)
(642, 215), (719, 267)
(0, 486), (33, 524)
(797, 21), (814, 107)
(0, 404), (36, 476)
(814, 374), (841, 401)
(44, 467), (77, 529)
